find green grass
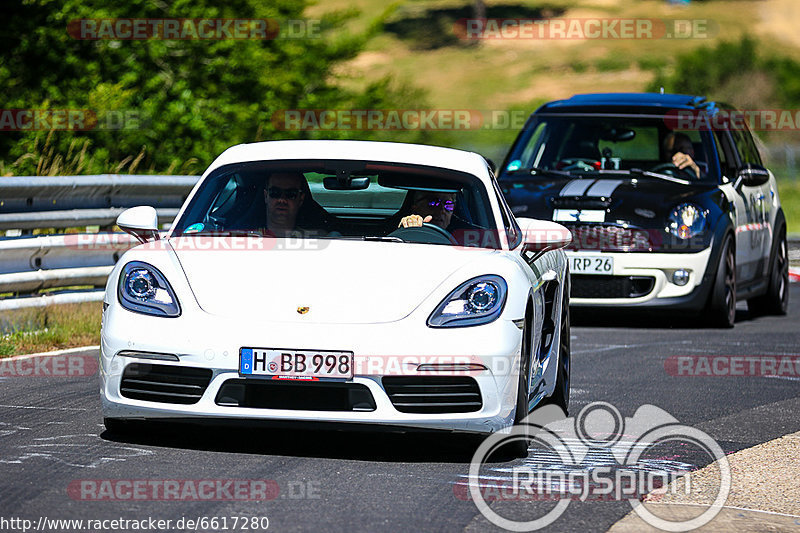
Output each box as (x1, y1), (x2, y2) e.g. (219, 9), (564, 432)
(778, 179), (800, 235)
(0, 302), (101, 357)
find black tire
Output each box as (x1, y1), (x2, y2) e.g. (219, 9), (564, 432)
(541, 276), (570, 413)
(748, 226), (789, 316)
(505, 309), (534, 458)
(550, 279), (571, 413)
(705, 235), (736, 328)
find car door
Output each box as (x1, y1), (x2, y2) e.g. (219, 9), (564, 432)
(731, 126), (772, 277)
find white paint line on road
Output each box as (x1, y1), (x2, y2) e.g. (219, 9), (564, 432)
(0, 403), (87, 411)
(1, 345), (99, 363)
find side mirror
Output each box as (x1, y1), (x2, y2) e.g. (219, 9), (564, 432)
(734, 163), (770, 189)
(516, 218), (572, 253)
(117, 206), (161, 244)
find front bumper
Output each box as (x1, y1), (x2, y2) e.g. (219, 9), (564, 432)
(100, 307), (525, 435)
(566, 247), (713, 309)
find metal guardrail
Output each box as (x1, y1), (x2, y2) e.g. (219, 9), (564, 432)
(0, 174), (200, 309)
(0, 174), (198, 230)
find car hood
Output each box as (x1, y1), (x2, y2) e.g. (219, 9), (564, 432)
(503, 175), (717, 226)
(169, 237), (494, 324)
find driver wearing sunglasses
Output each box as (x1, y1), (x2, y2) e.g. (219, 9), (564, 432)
(399, 191), (457, 229)
(264, 172), (307, 237)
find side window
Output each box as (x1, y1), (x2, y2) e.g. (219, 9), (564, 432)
(729, 128), (763, 166)
(491, 177), (521, 248)
(713, 131), (737, 179)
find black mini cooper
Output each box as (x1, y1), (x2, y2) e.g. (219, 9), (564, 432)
(498, 93), (788, 327)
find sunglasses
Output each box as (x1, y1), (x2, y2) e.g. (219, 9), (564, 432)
(268, 187), (302, 200)
(424, 199), (455, 212)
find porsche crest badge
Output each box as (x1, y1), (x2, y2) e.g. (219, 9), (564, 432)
(297, 306), (310, 315)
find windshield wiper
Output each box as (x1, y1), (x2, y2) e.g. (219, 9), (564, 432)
(628, 168), (691, 185)
(180, 230), (264, 238)
(508, 167), (572, 178)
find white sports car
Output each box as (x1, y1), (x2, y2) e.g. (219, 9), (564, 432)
(100, 140), (571, 438)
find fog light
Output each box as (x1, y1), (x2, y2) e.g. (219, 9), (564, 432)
(672, 269), (690, 286)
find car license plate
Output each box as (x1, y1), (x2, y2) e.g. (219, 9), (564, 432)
(240, 348), (354, 381)
(569, 254), (613, 275)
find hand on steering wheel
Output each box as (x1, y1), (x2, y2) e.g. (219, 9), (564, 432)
(389, 220), (457, 245)
(650, 162), (697, 178)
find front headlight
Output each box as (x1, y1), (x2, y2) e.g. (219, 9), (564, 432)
(666, 203), (707, 239)
(428, 275), (507, 328)
(118, 261), (181, 317)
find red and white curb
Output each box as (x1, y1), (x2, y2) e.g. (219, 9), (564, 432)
(790, 267), (800, 283)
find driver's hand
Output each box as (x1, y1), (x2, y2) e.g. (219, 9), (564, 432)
(671, 152), (700, 178)
(399, 215), (432, 228)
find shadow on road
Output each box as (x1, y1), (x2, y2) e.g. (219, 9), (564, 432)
(101, 421), (497, 463)
(571, 308), (754, 329)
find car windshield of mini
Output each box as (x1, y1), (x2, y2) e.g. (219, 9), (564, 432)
(502, 113), (719, 182)
(170, 160), (503, 248)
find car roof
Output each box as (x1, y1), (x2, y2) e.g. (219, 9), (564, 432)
(203, 140), (491, 181)
(534, 92), (730, 115)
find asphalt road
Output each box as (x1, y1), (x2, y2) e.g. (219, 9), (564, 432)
(1, 286), (799, 533)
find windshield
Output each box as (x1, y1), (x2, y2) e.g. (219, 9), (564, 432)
(170, 160), (502, 248)
(502, 113), (719, 182)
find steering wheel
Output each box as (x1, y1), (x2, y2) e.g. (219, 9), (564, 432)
(649, 162), (696, 178)
(388, 223), (458, 245)
(557, 158), (598, 172)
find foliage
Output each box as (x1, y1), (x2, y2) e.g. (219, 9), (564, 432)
(0, 0), (432, 175)
(648, 36), (800, 109)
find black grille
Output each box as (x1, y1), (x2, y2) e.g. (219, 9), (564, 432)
(215, 379), (376, 412)
(566, 224), (655, 252)
(382, 377), (482, 414)
(572, 275), (655, 299)
(120, 363), (212, 405)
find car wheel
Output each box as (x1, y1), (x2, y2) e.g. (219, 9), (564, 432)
(748, 226), (789, 316)
(705, 235), (736, 328)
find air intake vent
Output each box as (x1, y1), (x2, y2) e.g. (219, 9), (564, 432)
(215, 379), (376, 412)
(382, 376), (482, 414)
(120, 363), (212, 405)
(572, 275), (655, 299)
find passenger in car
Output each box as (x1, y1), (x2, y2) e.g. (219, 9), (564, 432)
(663, 132), (701, 178)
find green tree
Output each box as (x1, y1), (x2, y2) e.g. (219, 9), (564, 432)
(0, 0), (431, 174)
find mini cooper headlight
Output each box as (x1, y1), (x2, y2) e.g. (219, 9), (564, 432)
(428, 275), (507, 328)
(118, 261), (181, 317)
(667, 203), (707, 239)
